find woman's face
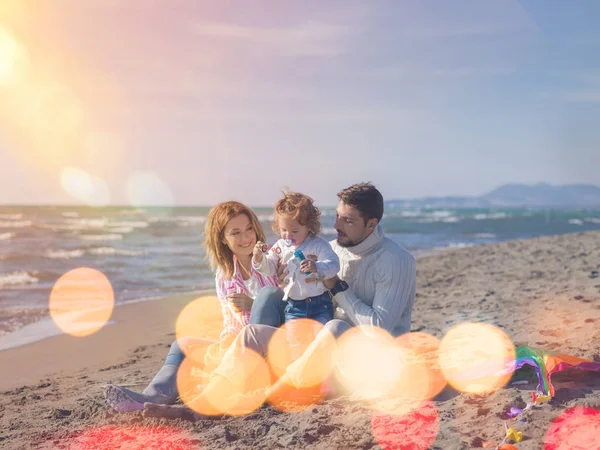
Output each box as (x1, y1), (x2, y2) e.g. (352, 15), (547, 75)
(222, 213), (257, 257)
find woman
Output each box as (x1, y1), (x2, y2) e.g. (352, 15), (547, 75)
(105, 201), (279, 412)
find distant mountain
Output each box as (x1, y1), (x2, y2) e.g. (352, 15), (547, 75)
(387, 183), (600, 208)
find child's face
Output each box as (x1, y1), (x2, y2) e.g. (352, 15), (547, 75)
(277, 214), (310, 246)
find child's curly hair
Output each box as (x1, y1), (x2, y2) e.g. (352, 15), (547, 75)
(272, 191), (321, 236)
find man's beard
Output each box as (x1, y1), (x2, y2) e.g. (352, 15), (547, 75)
(336, 234), (358, 248)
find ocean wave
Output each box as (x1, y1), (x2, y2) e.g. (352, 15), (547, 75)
(119, 209), (146, 215)
(149, 216), (207, 224)
(416, 216), (460, 223)
(0, 232), (15, 240)
(399, 210), (423, 217)
(107, 226), (134, 233)
(88, 247), (147, 256)
(44, 246), (146, 259)
(442, 217), (460, 223)
(256, 214), (275, 222)
(0, 307), (49, 337)
(584, 218), (600, 224)
(473, 213), (509, 220)
(65, 218), (107, 228)
(61, 212), (79, 218)
(568, 219), (584, 226)
(176, 216), (207, 224)
(79, 234), (123, 241)
(431, 211), (453, 218)
(320, 210), (337, 217)
(0, 220), (32, 228)
(446, 242), (474, 249)
(474, 233), (496, 238)
(45, 249), (86, 259)
(0, 213), (23, 220)
(38, 223), (88, 231)
(147, 216), (207, 228)
(0, 271), (40, 287)
(106, 220), (149, 228)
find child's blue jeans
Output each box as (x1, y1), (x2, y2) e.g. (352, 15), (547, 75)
(284, 291), (334, 324)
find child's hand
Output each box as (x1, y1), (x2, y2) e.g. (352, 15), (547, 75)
(253, 241), (267, 262)
(300, 259), (317, 274)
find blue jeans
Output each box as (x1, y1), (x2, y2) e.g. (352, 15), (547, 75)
(250, 286), (287, 327)
(284, 291), (334, 325)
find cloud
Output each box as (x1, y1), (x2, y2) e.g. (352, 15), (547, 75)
(190, 20), (352, 57)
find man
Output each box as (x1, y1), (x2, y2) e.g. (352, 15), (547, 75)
(144, 182), (416, 420)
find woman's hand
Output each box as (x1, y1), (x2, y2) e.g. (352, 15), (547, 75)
(227, 292), (254, 312)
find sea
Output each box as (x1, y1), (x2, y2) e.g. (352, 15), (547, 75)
(1, 205), (600, 350)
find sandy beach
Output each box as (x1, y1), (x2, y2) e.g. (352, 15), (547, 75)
(1, 231), (599, 449)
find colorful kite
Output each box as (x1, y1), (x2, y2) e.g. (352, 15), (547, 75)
(512, 346), (600, 397)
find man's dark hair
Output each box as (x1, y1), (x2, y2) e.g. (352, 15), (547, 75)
(337, 182), (384, 224)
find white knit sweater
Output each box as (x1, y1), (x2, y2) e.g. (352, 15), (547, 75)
(331, 225), (416, 336)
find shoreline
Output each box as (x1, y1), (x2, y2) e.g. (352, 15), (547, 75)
(0, 289), (215, 352)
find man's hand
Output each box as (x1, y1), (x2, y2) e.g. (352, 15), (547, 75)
(227, 293), (253, 312)
(323, 275), (340, 290)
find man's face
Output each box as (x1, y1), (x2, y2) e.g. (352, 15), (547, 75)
(334, 201), (375, 247)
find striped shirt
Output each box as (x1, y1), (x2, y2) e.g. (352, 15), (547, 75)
(215, 257), (278, 339)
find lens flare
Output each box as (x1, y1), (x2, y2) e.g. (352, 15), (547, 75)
(267, 383), (325, 413)
(126, 171), (173, 207)
(438, 322), (515, 394)
(371, 401), (440, 450)
(266, 319), (335, 413)
(74, 425), (197, 449)
(49, 267), (114, 337)
(266, 318), (335, 386)
(334, 326), (405, 401)
(176, 347), (215, 414)
(0, 24), (28, 86)
(544, 406), (600, 450)
(368, 332), (446, 417)
(60, 167), (110, 206)
(396, 332), (447, 400)
(175, 296), (223, 364)
(184, 348), (271, 417)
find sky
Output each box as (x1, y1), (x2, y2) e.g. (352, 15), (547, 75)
(0, 0), (599, 206)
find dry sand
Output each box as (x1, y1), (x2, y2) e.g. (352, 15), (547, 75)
(1, 231), (599, 449)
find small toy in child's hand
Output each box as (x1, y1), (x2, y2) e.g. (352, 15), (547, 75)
(294, 249), (312, 275)
(260, 243), (268, 252)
